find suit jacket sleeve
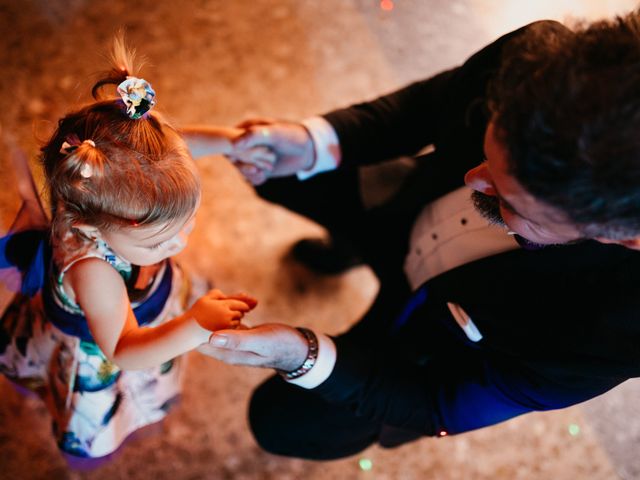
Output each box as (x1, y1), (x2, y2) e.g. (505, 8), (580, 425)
(322, 21), (558, 168)
(311, 335), (623, 436)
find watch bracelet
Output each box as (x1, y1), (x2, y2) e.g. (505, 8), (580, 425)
(277, 327), (319, 380)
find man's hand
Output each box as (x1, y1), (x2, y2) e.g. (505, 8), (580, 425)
(230, 118), (315, 185)
(197, 323), (309, 372)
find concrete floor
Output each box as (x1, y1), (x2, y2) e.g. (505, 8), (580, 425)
(1, 1), (639, 479)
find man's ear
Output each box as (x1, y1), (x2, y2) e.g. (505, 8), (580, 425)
(595, 236), (640, 250)
(73, 223), (101, 240)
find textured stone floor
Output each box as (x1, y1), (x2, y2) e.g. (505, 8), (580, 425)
(0, 1), (638, 479)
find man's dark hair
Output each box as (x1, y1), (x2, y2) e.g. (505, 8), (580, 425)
(488, 11), (640, 239)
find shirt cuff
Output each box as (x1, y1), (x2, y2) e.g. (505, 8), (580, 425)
(286, 332), (337, 389)
(296, 117), (341, 181)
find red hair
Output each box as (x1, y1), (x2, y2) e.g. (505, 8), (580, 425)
(41, 34), (200, 261)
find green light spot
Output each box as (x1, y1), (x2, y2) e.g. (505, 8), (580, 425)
(568, 424), (581, 436)
(359, 458), (373, 471)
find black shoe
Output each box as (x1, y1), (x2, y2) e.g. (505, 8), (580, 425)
(291, 238), (363, 275)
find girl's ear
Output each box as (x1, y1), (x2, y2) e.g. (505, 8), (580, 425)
(73, 223), (101, 240)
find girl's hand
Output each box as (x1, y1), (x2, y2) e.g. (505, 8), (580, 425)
(187, 289), (258, 332)
(180, 125), (245, 160)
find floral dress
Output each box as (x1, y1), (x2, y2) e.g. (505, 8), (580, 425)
(0, 234), (198, 458)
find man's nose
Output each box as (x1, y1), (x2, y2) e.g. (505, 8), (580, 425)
(464, 163), (496, 196)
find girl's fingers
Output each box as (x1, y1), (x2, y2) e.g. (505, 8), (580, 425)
(206, 289), (226, 299)
(227, 293), (258, 309)
(225, 299), (252, 312)
(234, 118), (276, 129)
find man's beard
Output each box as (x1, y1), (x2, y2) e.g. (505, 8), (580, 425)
(470, 190), (507, 228)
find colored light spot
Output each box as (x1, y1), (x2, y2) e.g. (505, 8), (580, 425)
(380, 0), (394, 11)
(568, 424), (581, 436)
(438, 430), (448, 437)
(359, 458), (373, 471)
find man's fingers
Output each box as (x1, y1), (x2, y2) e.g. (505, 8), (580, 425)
(209, 330), (249, 349)
(208, 328), (274, 351)
(232, 126), (274, 150)
(236, 164), (268, 185)
(197, 343), (265, 366)
(232, 146), (276, 170)
(234, 161), (260, 174)
(208, 324), (295, 355)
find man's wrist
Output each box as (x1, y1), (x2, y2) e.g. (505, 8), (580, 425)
(298, 124), (317, 172)
(297, 117), (341, 180)
(277, 327), (318, 379)
(282, 331), (337, 389)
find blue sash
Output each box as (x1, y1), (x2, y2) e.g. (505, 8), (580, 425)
(42, 262), (173, 342)
(0, 229), (48, 296)
(1, 229), (174, 343)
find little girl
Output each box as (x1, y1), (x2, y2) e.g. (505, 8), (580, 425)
(0, 37), (256, 459)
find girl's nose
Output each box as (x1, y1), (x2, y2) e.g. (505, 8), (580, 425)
(464, 163), (497, 196)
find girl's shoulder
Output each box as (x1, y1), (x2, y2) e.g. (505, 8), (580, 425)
(56, 238), (132, 280)
(52, 238), (133, 313)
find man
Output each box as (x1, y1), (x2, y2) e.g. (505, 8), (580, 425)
(192, 12), (640, 460)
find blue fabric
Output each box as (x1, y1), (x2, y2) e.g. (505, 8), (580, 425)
(432, 357), (622, 435)
(42, 261), (173, 342)
(391, 285), (428, 333)
(1, 229), (174, 343)
(0, 229), (49, 296)
(434, 366), (539, 434)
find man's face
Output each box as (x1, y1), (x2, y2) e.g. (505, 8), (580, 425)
(464, 121), (583, 246)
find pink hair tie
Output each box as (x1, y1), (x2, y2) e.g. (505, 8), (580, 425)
(59, 138), (96, 155)
(59, 138), (97, 178)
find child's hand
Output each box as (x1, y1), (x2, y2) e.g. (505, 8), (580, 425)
(187, 289), (258, 332)
(180, 125), (244, 160)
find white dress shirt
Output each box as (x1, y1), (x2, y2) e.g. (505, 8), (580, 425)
(287, 117), (518, 388)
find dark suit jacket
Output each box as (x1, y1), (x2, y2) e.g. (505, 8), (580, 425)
(311, 21), (640, 436)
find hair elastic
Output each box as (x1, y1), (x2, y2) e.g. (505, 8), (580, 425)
(59, 138), (97, 178)
(117, 76), (156, 119)
(59, 138), (96, 155)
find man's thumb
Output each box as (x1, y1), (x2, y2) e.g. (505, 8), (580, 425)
(231, 129), (264, 150)
(209, 331), (241, 348)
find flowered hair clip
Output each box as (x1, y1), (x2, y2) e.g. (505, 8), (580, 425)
(59, 136), (96, 178)
(117, 76), (156, 119)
